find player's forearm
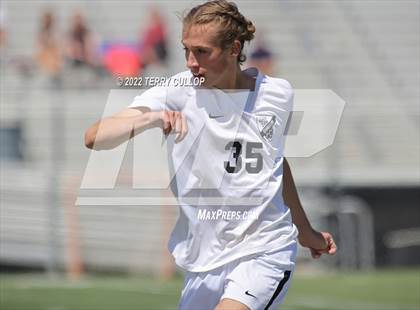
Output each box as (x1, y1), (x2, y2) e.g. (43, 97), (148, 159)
(84, 113), (155, 150)
(282, 158), (314, 239)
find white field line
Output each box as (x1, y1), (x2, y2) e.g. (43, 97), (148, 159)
(14, 281), (179, 296)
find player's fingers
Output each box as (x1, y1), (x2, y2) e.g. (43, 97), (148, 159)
(162, 111), (171, 135)
(167, 111), (174, 133)
(321, 232), (337, 255)
(310, 248), (321, 259)
(181, 112), (188, 140)
(175, 113), (188, 143)
(174, 114), (182, 143)
(174, 114), (181, 143)
(175, 113), (182, 133)
(327, 236), (337, 255)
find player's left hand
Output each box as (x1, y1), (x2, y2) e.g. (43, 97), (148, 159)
(299, 229), (337, 259)
(161, 110), (188, 143)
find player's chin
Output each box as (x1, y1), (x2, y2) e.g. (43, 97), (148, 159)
(200, 78), (213, 88)
(203, 76), (221, 89)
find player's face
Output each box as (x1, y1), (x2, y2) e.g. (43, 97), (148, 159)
(182, 22), (237, 88)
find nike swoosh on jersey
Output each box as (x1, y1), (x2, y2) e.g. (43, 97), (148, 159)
(208, 114), (224, 119)
(245, 290), (257, 298)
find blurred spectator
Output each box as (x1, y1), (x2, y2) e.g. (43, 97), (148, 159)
(1, 6), (34, 81)
(248, 43), (274, 76)
(139, 8), (168, 67)
(36, 10), (62, 81)
(66, 10), (96, 68)
(0, 6), (6, 49)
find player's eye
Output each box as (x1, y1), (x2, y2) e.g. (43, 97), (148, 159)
(183, 47), (190, 58)
(197, 48), (207, 54)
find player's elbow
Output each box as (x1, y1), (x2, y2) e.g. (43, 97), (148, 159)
(84, 124), (121, 151)
(84, 132), (94, 150)
(84, 126), (98, 150)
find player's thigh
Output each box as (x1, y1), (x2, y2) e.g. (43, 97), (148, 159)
(215, 298), (250, 310)
(221, 242), (297, 309)
(178, 268), (226, 310)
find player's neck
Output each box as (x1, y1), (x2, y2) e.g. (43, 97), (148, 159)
(233, 67), (256, 92)
(215, 65), (256, 91)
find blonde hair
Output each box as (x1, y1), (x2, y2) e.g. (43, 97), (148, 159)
(183, 0), (256, 64)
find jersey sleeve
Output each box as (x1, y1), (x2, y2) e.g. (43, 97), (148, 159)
(263, 78), (294, 127)
(273, 79), (294, 112)
(128, 86), (167, 111)
(283, 80), (294, 112)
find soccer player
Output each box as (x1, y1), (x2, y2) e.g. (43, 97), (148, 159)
(85, 1), (337, 309)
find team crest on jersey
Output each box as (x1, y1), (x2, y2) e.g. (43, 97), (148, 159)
(256, 114), (276, 142)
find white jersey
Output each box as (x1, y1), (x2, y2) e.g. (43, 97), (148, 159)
(129, 68), (298, 272)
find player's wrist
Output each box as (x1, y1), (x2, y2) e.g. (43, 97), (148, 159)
(136, 111), (163, 131)
(297, 226), (318, 247)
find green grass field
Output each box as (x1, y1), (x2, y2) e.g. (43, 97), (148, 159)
(1, 269), (419, 310)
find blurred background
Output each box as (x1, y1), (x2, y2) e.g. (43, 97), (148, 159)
(0, 0), (419, 309)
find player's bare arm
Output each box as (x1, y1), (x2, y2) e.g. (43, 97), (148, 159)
(282, 158), (337, 258)
(84, 107), (188, 150)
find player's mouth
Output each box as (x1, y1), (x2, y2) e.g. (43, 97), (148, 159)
(192, 71), (205, 78)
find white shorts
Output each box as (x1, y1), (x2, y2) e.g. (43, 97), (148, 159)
(178, 241), (297, 310)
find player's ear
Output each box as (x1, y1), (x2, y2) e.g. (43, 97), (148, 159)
(230, 40), (241, 58)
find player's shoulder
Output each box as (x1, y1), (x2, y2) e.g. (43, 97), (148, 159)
(262, 74), (293, 96)
(260, 73), (294, 109)
(165, 70), (195, 110)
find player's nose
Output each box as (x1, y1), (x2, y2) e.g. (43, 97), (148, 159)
(186, 52), (199, 72)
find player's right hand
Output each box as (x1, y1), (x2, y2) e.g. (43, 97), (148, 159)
(152, 110), (188, 143)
